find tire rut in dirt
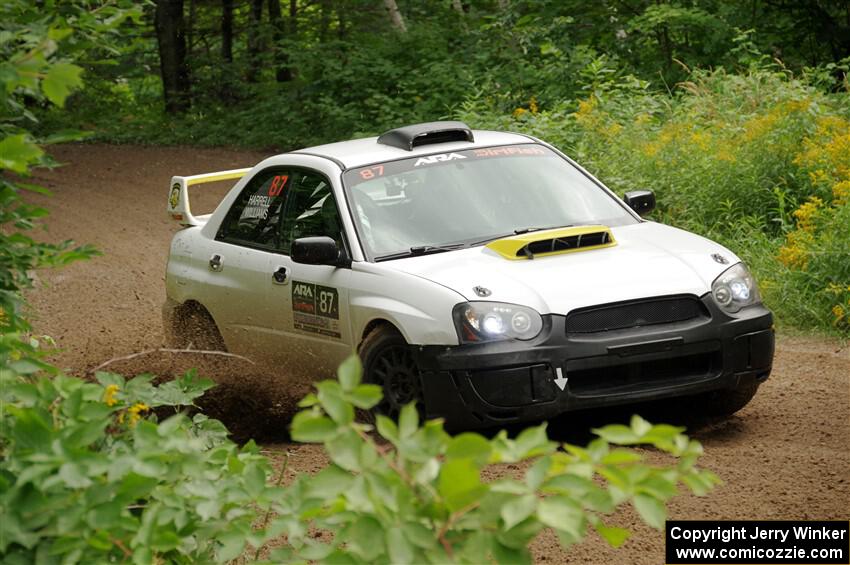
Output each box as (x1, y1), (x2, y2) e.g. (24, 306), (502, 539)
(98, 353), (314, 444)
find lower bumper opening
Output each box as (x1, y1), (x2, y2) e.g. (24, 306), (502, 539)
(567, 350), (721, 397)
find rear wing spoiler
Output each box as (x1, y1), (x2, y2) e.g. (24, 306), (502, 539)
(167, 168), (251, 226)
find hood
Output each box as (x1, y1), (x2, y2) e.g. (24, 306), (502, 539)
(389, 222), (739, 315)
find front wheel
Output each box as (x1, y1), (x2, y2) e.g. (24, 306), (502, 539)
(698, 379), (760, 417)
(166, 304), (226, 351)
(358, 325), (425, 420)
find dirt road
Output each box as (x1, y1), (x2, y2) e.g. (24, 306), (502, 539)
(24, 144), (850, 564)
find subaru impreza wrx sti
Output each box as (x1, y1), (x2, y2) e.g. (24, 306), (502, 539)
(163, 121), (774, 429)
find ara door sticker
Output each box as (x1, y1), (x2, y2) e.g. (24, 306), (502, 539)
(291, 281), (341, 338)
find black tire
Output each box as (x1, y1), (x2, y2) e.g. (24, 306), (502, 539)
(698, 379), (760, 417)
(167, 305), (227, 352)
(358, 325), (424, 420)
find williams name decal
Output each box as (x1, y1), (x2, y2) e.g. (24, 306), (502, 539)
(292, 281), (341, 338)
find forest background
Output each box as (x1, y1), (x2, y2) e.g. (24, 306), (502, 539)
(30, 0), (850, 334)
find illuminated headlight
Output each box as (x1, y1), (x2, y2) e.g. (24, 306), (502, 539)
(711, 263), (761, 313)
(453, 302), (543, 343)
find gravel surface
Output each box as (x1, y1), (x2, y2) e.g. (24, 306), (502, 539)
(24, 143), (850, 564)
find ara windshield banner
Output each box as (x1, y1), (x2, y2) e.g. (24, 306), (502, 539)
(343, 144), (552, 188)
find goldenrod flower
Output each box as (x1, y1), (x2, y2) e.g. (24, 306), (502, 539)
(832, 180), (850, 204)
(777, 229), (813, 270)
(103, 384), (120, 407)
(832, 304), (846, 324)
(792, 197), (823, 232)
(127, 403), (150, 426)
(512, 107), (528, 118)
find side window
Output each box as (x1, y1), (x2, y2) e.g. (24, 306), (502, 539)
(280, 170), (344, 254)
(217, 169), (290, 249)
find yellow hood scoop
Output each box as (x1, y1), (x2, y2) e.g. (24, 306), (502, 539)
(486, 225), (616, 260)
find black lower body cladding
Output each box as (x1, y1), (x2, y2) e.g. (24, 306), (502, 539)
(414, 295), (774, 430)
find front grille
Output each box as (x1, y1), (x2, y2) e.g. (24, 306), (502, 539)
(566, 296), (707, 334)
(568, 351), (719, 396)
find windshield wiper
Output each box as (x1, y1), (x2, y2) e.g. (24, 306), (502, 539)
(470, 225), (576, 247)
(374, 242), (467, 262)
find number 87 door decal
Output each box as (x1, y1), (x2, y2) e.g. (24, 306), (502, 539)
(291, 280), (341, 338)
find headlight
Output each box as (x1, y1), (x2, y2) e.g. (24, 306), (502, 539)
(711, 263), (761, 313)
(453, 302), (543, 343)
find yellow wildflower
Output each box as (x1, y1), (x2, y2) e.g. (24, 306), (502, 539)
(601, 123), (623, 138)
(103, 384), (120, 407)
(741, 110), (780, 143)
(808, 169), (829, 187)
(832, 304), (846, 324)
(792, 197), (823, 232)
(716, 147), (737, 162)
(784, 99), (811, 114)
(127, 403), (150, 426)
(777, 229), (812, 270)
(529, 96), (538, 114)
(833, 180), (850, 204)
(576, 97), (596, 117)
(689, 131), (711, 151)
(815, 115), (849, 138)
(641, 143), (658, 157)
(512, 107), (528, 119)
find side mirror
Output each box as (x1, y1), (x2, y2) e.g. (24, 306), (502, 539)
(292, 236), (343, 266)
(623, 190), (656, 216)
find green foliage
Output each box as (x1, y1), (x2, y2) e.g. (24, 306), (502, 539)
(0, 0), (139, 340)
(0, 370), (280, 564)
(279, 356), (719, 564)
(0, 357), (717, 564)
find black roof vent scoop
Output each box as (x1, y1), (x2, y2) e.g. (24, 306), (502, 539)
(377, 121), (474, 151)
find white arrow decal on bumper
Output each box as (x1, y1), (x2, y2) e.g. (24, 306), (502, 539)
(554, 367), (568, 391)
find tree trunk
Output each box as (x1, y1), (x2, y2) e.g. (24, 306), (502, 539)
(319, 0), (330, 42)
(187, 0), (196, 51)
(383, 0), (406, 32)
(222, 0), (233, 62)
(246, 0), (264, 82)
(268, 0), (293, 81)
(154, 0), (191, 114)
(338, 6), (346, 39)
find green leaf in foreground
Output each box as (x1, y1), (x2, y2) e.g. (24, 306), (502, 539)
(42, 62), (84, 107)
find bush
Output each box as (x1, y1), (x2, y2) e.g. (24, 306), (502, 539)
(778, 115), (850, 330)
(1, 356), (720, 563)
(0, 370), (277, 564)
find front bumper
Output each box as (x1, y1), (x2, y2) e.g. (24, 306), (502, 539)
(415, 294), (774, 430)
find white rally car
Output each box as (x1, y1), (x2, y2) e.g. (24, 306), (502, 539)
(164, 121), (774, 429)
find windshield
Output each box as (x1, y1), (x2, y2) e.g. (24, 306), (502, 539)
(342, 144), (638, 260)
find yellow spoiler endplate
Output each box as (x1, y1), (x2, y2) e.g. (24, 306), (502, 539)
(167, 168), (251, 226)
